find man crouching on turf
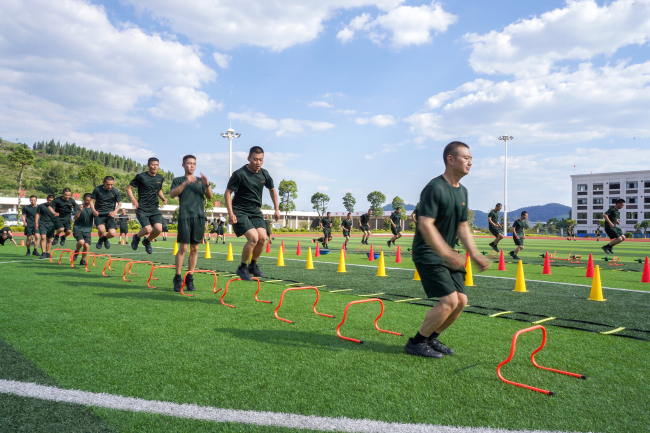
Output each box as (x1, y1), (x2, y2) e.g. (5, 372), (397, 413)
(225, 146), (280, 281)
(170, 155), (213, 292)
(406, 141), (490, 358)
(72, 193), (94, 266)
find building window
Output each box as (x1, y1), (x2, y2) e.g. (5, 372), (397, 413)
(628, 197), (637, 204)
(610, 182), (620, 190)
(627, 212), (638, 219)
(593, 183), (603, 191)
(645, 212), (650, 220)
(577, 213), (587, 219)
(593, 212), (603, 219)
(627, 181), (638, 189)
(609, 197), (620, 204)
(645, 197), (650, 204)
(593, 198), (603, 204)
(577, 198), (587, 205)
(577, 184), (587, 191)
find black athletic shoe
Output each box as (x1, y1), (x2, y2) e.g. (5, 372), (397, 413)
(509, 251), (515, 259)
(513, 255), (521, 261)
(39, 253), (47, 259)
(404, 338), (443, 358)
(491, 243), (499, 252)
(222, 241), (225, 245)
(96, 238), (103, 249)
(32, 250), (40, 256)
(79, 259), (87, 266)
(103, 237), (111, 250)
(173, 275), (183, 292)
(185, 275), (196, 291)
(249, 263), (264, 278)
(427, 338), (455, 355)
(601, 245), (609, 255)
(142, 238), (153, 255)
(387, 240), (391, 247)
(52, 235), (59, 246)
(60, 236), (66, 247)
(607, 247), (614, 255)
(25, 250), (31, 256)
(72, 252), (80, 262)
(131, 234), (140, 250)
(45, 253), (51, 259)
(236, 264), (253, 281)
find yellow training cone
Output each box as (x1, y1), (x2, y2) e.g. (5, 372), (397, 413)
(413, 268), (421, 281)
(306, 247), (314, 269)
(465, 256), (474, 287)
(172, 240), (179, 255)
(589, 265), (606, 301)
(205, 241), (212, 259)
(514, 260), (527, 292)
(277, 245), (285, 267)
(377, 251), (387, 277)
(226, 243), (234, 261)
(338, 247), (347, 273)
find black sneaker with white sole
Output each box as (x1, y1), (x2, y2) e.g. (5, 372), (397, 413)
(404, 338), (443, 358)
(248, 263), (264, 278)
(236, 264), (253, 281)
(185, 274), (196, 291)
(142, 238), (153, 254)
(131, 234), (140, 250)
(427, 338), (455, 355)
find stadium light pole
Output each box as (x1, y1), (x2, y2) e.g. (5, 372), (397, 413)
(220, 126), (241, 233)
(498, 135), (513, 237)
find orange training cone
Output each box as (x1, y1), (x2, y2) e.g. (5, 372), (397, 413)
(20, 240), (25, 246)
(498, 250), (506, 271)
(315, 242), (320, 257)
(395, 246), (402, 263)
(368, 244), (375, 261)
(543, 252), (551, 275)
(266, 240), (271, 253)
(281, 240), (285, 254)
(642, 257), (650, 283)
(342, 243), (346, 259)
(296, 241), (302, 256)
(586, 253), (594, 278)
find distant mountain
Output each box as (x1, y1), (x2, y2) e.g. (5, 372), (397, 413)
(383, 203), (416, 211)
(472, 203), (571, 228)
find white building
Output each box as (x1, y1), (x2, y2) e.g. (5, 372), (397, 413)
(570, 170), (650, 235)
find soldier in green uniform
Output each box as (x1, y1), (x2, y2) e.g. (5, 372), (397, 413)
(127, 158), (167, 254)
(0, 227), (18, 247)
(509, 211), (528, 261)
(225, 146), (280, 281)
(411, 203), (419, 222)
(35, 195), (56, 258)
(405, 141), (490, 359)
(595, 225), (602, 241)
(217, 213), (226, 244)
(387, 207), (403, 247)
(602, 199), (626, 255)
(116, 209), (130, 245)
(170, 155), (213, 292)
(341, 212), (353, 249)
(264, 214), (273, 245)
(49, 188), (78, 247)
(359, 209), (372, 245)
(567, 225), (576, 241)
(320, 212), (333, 249)
(487, 203), (503, 252)
(21, 195), (40, 256)
(72, 193), (95, 266)
(161, 217), (168, 241)
(90, 176), (122, 250)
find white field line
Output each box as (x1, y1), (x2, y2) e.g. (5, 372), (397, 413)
(0, 379), (572, 433)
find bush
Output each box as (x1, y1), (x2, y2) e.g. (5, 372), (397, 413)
(624, 231), (634, 238)
(168, 223), (177, 231)
(383, 219), (392, 230)
(299, 221), (308, 230)
(9, 225), (24, 232)
(0, 216), (4, 227)
(408, 221), (416, 231)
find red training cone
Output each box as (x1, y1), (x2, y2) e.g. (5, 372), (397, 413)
(266, 240), (271, 253)
(296, 241), (302, 256)
(543, 251), (551, 275)
(586, 253), (594, 278)
(281, 240), (285, 254)
(465, 250), (470, 267)
(368, 244), (375, 261)
(343, 243), (346, 259)
(315, 242), (320, 257)
(642, 257), (650, 283)
(395, 246), (402, 263)
(498, 250), (506, 271)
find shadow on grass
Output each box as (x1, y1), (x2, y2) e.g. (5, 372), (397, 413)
(96, 291), (222, 304)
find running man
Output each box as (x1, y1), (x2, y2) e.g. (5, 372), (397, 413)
(170, 155), (213, 292)
(341, 212), (353, 249)
(216, 213), (226, 244)
(387, 206), (403, 247)
(0, 226), (18, 247)
(595, 225), (602, 241)
(208, 218), (218, 242)
(49, 188), (78, 247)
(360, 209), (372, 245)
(225, 146), (280, 281)
(264, 214), (273, 245)
(602, 199), (626, 255)
(487, 203), (503, 252)
(567, 225), (576, 241)
(320, 211), (333, 249)
(117, 209), (130, 245)
(128, 157), (167, 254)
(406, 141), (490, 358)
(161, 217), (168, 241)
(72, 193), (94, 267)
(35, 194), (56, 258)
(90, 176), (122, 250)
(21, 195), (40, 256)
(509, 211), (528, 261)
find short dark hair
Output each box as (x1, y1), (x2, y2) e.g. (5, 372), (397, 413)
(368, 209), (373, 212)
(29, 195), (37, 199)
(147, 157), (159, 165)
(521, 211), (528, 217)
(495, 203), (502, 207)
(47, 194), (55, 200)
(103, 176), (114, 183)
(182, 155), (196, 164)
(327, 211), (331, 215)
(396, 206), (401, 210)
(347, 212), (351, 216)
(62, 188), (71, 193)
(248, 146), (264, 157)
(83, 193), (92, 199)
(443, 141), (470, 166)
(616, 198), (626, 204)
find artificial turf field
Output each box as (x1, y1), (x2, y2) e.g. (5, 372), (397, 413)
(1, 233), (648, 432)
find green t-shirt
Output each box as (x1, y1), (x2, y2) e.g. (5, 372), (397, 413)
(411, 175), (469, 265)
(321, 217), (332, 229)
(0, 227), (12, 246)
(129, 172), (164, 212)
(390, 211), (401, 225)
(74, 206), (95, 233)
(360, 213), (370, 225)
(37, 202), (55, 225)
(217, 218), (224, 227)
(412, 203), (419, 219)
(170, 176), (206, 220)
(161, 218), (168, 229)
(341, 218), (352, 231)
(91, 186), (121, 215)
(116, 215), (129, 230)
(50, 196), (78, 218)
(227, 165), (274, 215)
(605, 206), (619, 227)
(513, 219), (526, 238)
(488, 210), (499, 226)
(22, 205), (39, 226)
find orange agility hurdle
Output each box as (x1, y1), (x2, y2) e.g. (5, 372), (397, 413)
(50, 249), (73, 264)
(180, 270), (218, 297)
(497, 325), (586, 396)
(274, 286), (334, 324)
(86, 253), (112, 272)
(147, 265), (176, 289)
(608, 257), (624, 266)
(336, 298), (403, 344)
(123, 261), (154, 283)
(214, 277), (272, 308)
(102, 258), (132, 278)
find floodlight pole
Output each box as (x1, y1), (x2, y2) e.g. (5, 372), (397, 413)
(220, 127), (241, 233)
(498, 135), (513, 237)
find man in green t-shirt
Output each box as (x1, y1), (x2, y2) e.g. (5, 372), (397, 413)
(602, 199), (626, 255)
(90, 176), (122, 250)
(35, 194), (56, 258)
(264, 214), (273, 245)
(387, 207), (403, 247)
(0, 227), (18, 247)
(567, 225), (576, 241)
(21, 195), (41, 256)
(595, 225), (602, 241)
(116, 209), (130, 245)
(320, 212), (333, 249)
(170, 155), (213, 292)
(359, 209), (372, 245)
(406, 141), (490, 359)
(509, 211), (528, 261)
(72, 193), (95, 266)
(487, 203), (504, 252)
(341, 213), (353, 249)
(49, 188), (78, 247)
(225, 146), (280, 282)
(161, 217), (168, 241)
(127, 158), (167, 254)
(217, 214), (226, 244)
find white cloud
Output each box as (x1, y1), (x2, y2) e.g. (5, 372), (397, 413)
(212, 52), (233, 69)
(308, 101), (334, 108)
(336, 28), (355, 44)
(228, 111), (335, 136)
(332, 109), (357, 115)
(320, 92), (346, 99)
(356, 114), (396, 126)
(149, 86), (219, 121)
(317, 186), (331, 192)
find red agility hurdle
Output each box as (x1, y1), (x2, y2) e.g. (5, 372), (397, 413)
(180, 270), (218, 297)
(214, 277), (272, 308)
(497, 325), (586, 396)
(274, 286), (334, 324)
(123, 261), (154, 283)
(147, 265), (176, 289)
(102, 258), (132, 278)
(608, 257), (624, 266)
(336, 298), (403, 344)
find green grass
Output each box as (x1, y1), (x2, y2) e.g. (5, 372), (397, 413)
(0, 236), (649, 432)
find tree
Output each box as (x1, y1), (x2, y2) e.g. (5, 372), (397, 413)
(565, 219), (577, 227)
(342, 192), (356, 213)
(532, 221), (544, 234)
(391, 196), (404, 210)
(172, 208), (179, 223)
(8, 145), (34, 208)
(278, 180), (298, 226)
(638, 220), (650, 237)
(41, 165), (69, 194)
(366, 191), (386, 215)
(204, 182), (217, 211)
(467, 209), (476, 230)
(311, 192), (330, 217)
(78, 163), (106, 189)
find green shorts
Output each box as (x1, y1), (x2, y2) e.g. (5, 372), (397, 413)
(323, 229), (332, 239)
(25, 225), (37, 237)
(73, 231), (91, 244)
(177, 217), (206, 245)
(391, 226), (402, 236)
(361, 225), (370, 232)
(342, 230), (350, 238)
(233, 213), (266, 237)
(136, 210), (163, 228)
(38, 223), (55, 239)
(95, 215), (117, 230)
(605, 226), (623, 239)
(54, 217), (72, 231)
(217, 226), (225, 235)
(162, 225), (168, 233)
(414, 262), (466, 299)
(489, 226), (501, 237)
(119, 226), (128, 235)
(513, 237), (524, 247)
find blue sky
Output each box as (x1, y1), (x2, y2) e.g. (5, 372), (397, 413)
(2, 0), (650, 212)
